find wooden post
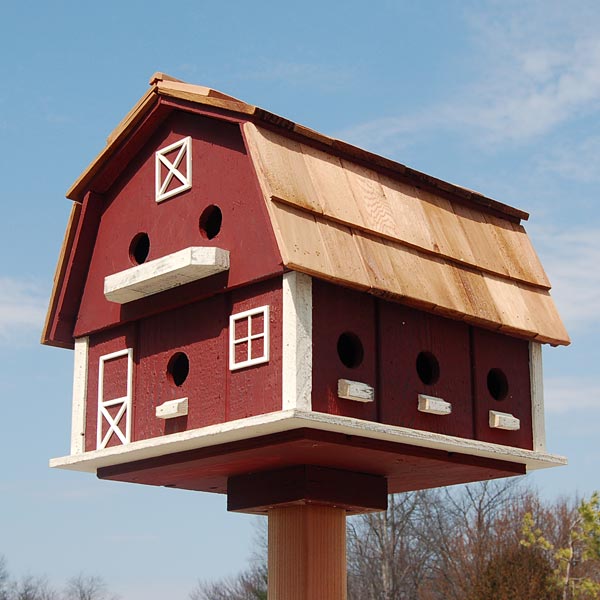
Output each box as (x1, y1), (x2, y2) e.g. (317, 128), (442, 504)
(268, 505), (347, 600)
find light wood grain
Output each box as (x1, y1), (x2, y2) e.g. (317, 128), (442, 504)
(453, 203), (511, 277)
(341, 159), (397, 238)
(270, 202), (330, 276)
(379, 174), (437, 251)
(245, 124), (323, 213)
(268, 505), (347, 600)
(301, 143), (363, 224)
(484, 274), (537, 339)
(317, 219), (370, 290)
(520, 285), (570, 345)
(156, 81), (255, 115)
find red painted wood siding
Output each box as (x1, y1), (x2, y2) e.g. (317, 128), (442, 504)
(378, 301), (473, 438)
(472, 328), (533, 449)
(311, 280), (533, 450)
(86, 324), (136, 452)
(311, 279), (378, 421)
(74, 112), (282, 338)
(84, 278), (282, 448)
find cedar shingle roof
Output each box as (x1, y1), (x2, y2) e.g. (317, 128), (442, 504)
(243, 124), (568, 345)
(45, 73), (569, 347)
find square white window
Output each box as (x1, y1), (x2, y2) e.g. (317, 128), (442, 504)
(155, 136), (192, 203)
(229, 306), (270, 371)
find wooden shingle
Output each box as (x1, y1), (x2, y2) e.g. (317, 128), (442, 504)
(47, 75), (568, 347)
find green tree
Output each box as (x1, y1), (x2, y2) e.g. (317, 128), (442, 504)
(522, 492), (600, 599)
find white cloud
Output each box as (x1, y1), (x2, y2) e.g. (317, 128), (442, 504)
(530, 226), (600, 329)
(0, 277), (47, 341)
(336, 112), (440, 156)
(340, 2), (600, 150)
(455, 30), (600, 144)
(537, 134), (600, 183)
(544, 376), (600, 414)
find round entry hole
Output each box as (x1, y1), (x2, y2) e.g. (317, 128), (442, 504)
(129, 232), (150, 265)
(168, 352), (189, 386)
(487, 368), (509, 401)
(337, 332), (364, 369)
(199, 205), (223, 240)
(416, 351), (440, 385)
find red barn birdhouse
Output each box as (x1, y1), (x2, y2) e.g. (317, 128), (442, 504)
(44, 73), (569, 515)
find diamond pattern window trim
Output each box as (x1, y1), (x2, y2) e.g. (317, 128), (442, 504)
(155, 136), (192, 203)
(229, 306), (270, 371)
(96, 348), (133, 449)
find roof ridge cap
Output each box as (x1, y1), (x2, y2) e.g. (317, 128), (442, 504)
(149, 72), (185, 85)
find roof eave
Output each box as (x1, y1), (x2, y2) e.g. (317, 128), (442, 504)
(66, 86), (160, 202)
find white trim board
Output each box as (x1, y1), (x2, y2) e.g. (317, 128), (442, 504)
(530, 342), (546, 452)
(50, 409), (566, 474)
(281, 272), (312, 411)
(104, 246), (229, 303)
(70, 337), (89, 455)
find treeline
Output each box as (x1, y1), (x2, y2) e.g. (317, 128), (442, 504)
(0, 562), (116, 600)
(191, 480), (600, 600)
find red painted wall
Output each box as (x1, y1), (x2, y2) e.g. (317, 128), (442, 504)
(311, 280), (378, 422)
(472, 328), (533, 449)
(74, 112), (282, 338)
(86, 324), (136, 451)
(84, 278), (282, 450)
(311, 280), (533, 450)
(378, 301), (473, 438)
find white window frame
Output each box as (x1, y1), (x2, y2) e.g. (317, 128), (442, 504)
(229, 306), (270, 371)
(155, 136), (192, 203)
(97, 348), (133, 450)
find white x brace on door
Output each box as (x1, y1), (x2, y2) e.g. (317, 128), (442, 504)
(97, 348), (133, 450)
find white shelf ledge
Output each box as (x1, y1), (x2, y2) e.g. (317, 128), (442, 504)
(337, 379), (374, 402)
(489, 410), (521, 431)
(50, 409), (567, 474)
(418, 394), (452, 416)
(156, 398), (188, 419)
(104, 246), (230, 303)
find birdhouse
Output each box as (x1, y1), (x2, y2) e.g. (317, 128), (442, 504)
(43, 73), (569, 514)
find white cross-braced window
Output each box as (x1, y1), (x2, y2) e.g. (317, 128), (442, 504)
(155, 136), (192, 203)
(229, 306), (270, 371)
(97, 348), (133, 449)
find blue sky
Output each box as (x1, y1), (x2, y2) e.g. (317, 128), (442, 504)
(1, 1), (599, 598)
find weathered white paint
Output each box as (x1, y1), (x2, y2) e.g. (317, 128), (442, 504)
(50, 409), (566, 474)
(104, 246), (230, 303)
(530, 342), (546, 452)
(156, 397), (188, 419)
(155, 136), (192, 203)
(97, 348), (134, 449)
(417, 394), (452, 416)
(70, 337), (89, 455)
(338, 379), (374, 403)
(229, 305), (270, 371)
(282, 272), (312, 411)
(489, 410), (521, 431)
